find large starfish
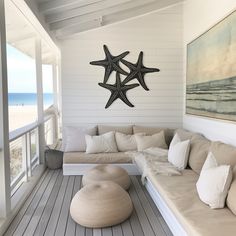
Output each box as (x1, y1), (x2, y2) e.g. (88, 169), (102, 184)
(98, 73), (139, 109)
(90, 45), (129, 84)
(121, 51), (160, 91)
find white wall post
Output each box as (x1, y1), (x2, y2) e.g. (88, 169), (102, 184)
(35, 38), (45, 164)
(0, 0), (11, 218)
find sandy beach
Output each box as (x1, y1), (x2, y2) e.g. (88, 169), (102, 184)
(9, 105), (38, 132)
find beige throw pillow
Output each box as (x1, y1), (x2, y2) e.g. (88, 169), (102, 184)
(135, 131), (168, 151)
(188, 134), (211, 174)
(196, 152), (233, 209)
(115, 132), (144, 152)
(226, 166), (236, 215)
(168, 133), (190, 170)
(85, 132), (118, 154)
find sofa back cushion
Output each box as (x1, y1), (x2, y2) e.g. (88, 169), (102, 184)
(226, 166), (236, 215)
(98, 125), (133, 135)
(188, 134), (211, 174)
(210, 141), (236, 167)
(64, 126), (97, 152)
(175, 128), (197, 141)
(133, 125), (174, 146)
(115, 132), (145, 152)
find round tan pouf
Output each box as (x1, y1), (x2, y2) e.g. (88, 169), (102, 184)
(82, 164), (130, 190)
(70, 181), (133, 228)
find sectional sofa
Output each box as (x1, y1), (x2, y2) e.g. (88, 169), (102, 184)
(63, 125), (174, 175)
(62, 125), (236, 236)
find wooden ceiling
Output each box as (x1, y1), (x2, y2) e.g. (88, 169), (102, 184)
(34, 0), (184, 39)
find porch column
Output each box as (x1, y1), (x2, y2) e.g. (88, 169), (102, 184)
(52, 62), (58, 143)
(35, 38), (45, 164)
(0, 0), (11, 218)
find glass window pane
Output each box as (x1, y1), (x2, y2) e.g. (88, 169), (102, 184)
(44, 118), (53, 146)
(10, 137), (23, 182)
(43, 64), (53, 110)
(5, 1), (37, 132)
(30, 129), (37, 160)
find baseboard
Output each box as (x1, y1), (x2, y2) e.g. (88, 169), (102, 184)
(63, 163), (141, 175)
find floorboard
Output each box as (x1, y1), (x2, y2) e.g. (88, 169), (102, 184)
(4, 170), (172, 236)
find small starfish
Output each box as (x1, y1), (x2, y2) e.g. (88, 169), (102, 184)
(121, 51), (160, 91)
(90, 45), (129, 84)
(98, 73), (139, 109)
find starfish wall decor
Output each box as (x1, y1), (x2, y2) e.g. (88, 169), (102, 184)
(90, 45), (160, 109)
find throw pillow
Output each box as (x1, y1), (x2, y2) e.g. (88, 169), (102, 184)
(64, 126), (97, 152)
(115, 132), (145, 152)
(196, 152), (233, 209)
(168, 133), (190, 170)
(135, 131), (168, 151)
(85, 132), (118, 154)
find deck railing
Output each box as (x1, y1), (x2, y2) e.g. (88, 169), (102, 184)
(9, 114), (57, 194)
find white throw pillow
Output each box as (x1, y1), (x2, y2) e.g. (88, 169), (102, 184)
(168, 133), (190, 170)
(196, 152), (233, 209)
(85, 132), (118, 154)
(115, 132), (145, 152)
(64, 126), (97, 152)
(135, 131), (168, 151)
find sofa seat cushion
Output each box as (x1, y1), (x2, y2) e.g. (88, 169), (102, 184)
(63, 152), (132, 164)
(148, 170), (236, 236)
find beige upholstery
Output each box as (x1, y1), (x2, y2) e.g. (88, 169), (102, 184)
(188, 134), (211, 174)
(175, 128), (197, 141)
(70, 181), (133, 228)
(63, 152), (132, 164)
(148, 170), (236, 236)
(98, 125), (133, 135)
(82, 164), (130, 190)
(227, 166), (236, 215)
(210, 141), (236, 167)
(133, 125), (174, 146)
(135, 131), (168, 151)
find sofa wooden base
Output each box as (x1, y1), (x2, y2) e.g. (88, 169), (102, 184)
(145, 177), (187, 236)
(63, 163), (140, 175)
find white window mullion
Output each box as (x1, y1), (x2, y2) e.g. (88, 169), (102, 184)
(0, 0), (11, 218)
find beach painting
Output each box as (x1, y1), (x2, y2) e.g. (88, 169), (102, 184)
(186, 10), (236, 122)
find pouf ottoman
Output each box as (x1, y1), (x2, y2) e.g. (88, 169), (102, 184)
(82, 164), (130, 190)
(70, 181), (133, 228)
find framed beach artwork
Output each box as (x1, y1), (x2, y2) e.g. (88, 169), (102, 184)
(186, 10), (236, 122)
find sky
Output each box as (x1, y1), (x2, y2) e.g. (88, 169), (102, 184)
(7, 44), (53, 93)
(187, 11), (236, 85)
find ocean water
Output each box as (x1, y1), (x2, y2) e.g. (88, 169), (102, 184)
(8, 93), (53, 106)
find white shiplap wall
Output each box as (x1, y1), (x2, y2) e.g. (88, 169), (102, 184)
(61, 4), (183, 128)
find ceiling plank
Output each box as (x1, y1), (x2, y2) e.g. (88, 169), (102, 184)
(39, 0), (103, 15)
(55, 19), (102, 38)
(50, 0), (155, 30)
(55, 0), (183, 39)
(45, 0), (133, 23)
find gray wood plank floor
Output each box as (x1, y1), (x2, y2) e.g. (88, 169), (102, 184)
(4, 169), (172, 236)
